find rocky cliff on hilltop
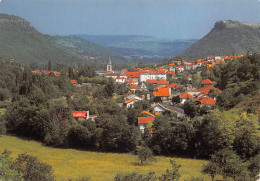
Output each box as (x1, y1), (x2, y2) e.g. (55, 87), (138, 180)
(179, 20), (260, 60)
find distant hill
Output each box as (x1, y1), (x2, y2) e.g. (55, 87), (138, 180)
(179, 20), (260, 60)
(50, 35), (126, 62)
(76, 35), (197, 59)
(0, 14), (84, 65)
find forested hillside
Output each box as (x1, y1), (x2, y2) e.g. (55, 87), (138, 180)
(180, 20), (260, 60)
(0, 14), (83, 65)
(50, 35), (126, 61)
(207, 53), (260, 110)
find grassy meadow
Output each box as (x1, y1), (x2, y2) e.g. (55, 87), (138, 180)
(0, 135), (219, 181)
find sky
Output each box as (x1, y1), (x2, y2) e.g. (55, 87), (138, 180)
(0, 0), (259, 39)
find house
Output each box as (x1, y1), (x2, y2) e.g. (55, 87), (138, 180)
(179, 92), (194, 104)
(201, 79), (214, 87)
(166, 71), (175, 78)
(141, 110), (155, 117)
(153, 87), (171, 101)
(169, 83), (183, 90)
(126, 72), (139, 81)
(185, 63), (192, 70)
(195, 96), (216, 105)
(157, 79), (169, 87)
(153, 103), (170, 115)
(124, 94), (143, 101)
(171, 106), (186, 118)
(70, 80), (78, 85)
(138, 117), (155, 133)
(196, 85), (222, 95)
(128, 84), (141, 92)
(139, 70), (166, 82)
(115, 77), (126, 84)
(140, 82), (148, 91)
(177, 66), (184, 72)
(146, 79), (157, 84)
(125, 79), (138, 85)
(72, 111), (98, 122)
(104, 72), (118, 79)
(123, 98), (139, 108)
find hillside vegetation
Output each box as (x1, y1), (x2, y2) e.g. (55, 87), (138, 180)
(180, 20), (260, 60)
(208, 54), (260, 110)
(50, 35), (126, 62)
(0, 14), (83, 65)
(0, 135), (217, 181)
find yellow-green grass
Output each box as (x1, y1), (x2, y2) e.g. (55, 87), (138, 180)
(0, 108), (6, 115)
(0, 135), (219, 181)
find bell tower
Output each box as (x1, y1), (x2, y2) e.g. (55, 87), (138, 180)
(106, 56), (112, 72)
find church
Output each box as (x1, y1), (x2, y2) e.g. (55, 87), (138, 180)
(95, 56), (116, 77)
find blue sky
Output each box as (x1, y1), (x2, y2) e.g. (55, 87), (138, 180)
(0, 0), (259, 39)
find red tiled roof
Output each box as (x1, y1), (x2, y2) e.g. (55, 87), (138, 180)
(141, 110), (155, 117)
(166, 71), (175, 75)
(157, 79), (169, 85)
(128, 85), (141, 89)
(89, 114), (98, 117)
(179, 92), (194, 99)
(124, 98), (136, 104)
(153, 87), (170, 97)
(126, 72), (139, 78)
(178, 66), (184, 68)
(155, 86), (164, 90)
(215, 61), (223, 65)
(169, 83), (177, 88)
(138, 117), (155, 124)
(176, 85), (183, 88)
(70, 80), (78, 84)
(72, 111), (87, 118)
(126, 79), (134, 84)
(196, 97), (216, 105)
(196, 85), (222, 95)
(146, 79), (157, 84)
(140, 70), (165, 75)
(31, 70), (40, 73)
(201, 79), (214, 85)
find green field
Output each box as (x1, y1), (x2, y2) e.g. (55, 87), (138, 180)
(0, 135), (218, 181)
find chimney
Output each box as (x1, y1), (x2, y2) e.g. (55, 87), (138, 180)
(86, 111), (89, 119)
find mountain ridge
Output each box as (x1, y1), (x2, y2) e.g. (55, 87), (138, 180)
(179, 20), (260, 60)
(0, 14), (85, 65)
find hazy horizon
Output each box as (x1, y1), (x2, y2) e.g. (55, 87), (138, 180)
(0, 0), (259, 39)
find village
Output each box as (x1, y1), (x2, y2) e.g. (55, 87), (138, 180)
(30, 54), (247, 134)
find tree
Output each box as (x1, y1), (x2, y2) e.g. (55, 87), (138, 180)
(201, 109), (236, 156)
(159, 160), (181, 181)
(0, 150), (54, 181)
(192, 73), (202, 88)
(115, 172), (157, 181)
(0, 150), (23, 181)
(248, 153), (260, 178)
(183, 100), (198, 118)
(211, 149), (248, 181)
(13, 153), (54, 181)
(48, 60), (52, 71)
(103, 78), (115, 97)
(201, 162), (219, 181)
(0, 116), (6, 135)
(44, 98), (71, 146)
(137, 146), (156, 165)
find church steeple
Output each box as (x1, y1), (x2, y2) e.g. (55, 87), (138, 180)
(107, 56), (112, 71)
